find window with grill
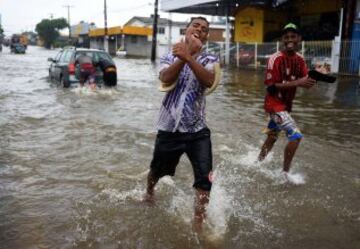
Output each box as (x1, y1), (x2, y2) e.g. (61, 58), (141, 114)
(158, 27), (165, 34)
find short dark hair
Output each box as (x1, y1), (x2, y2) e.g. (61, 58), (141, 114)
(187, 16), (209, 28)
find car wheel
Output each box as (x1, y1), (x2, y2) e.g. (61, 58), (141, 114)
(60, 76), (70, 88)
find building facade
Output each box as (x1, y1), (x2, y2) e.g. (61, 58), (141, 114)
(71, 21), (96, 48)
(124, 16), (188, 56)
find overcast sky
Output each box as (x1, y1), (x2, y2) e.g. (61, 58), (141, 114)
(0, 0), (196, 35)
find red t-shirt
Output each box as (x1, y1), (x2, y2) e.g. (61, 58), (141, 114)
(264, 51), (308, 113)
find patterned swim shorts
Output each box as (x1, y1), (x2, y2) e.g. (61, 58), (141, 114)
(267, 111), (303, 141)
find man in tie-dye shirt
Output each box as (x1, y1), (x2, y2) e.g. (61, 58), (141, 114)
(144, 17), (220, 232)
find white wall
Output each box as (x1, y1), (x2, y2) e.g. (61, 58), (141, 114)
(156, 25), (185, 45)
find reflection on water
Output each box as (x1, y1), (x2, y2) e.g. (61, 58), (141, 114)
(0, 46), (359, 249)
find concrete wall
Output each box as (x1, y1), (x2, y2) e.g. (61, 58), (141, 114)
(90, 37), (104, 50)
(124, 36), (152, 57)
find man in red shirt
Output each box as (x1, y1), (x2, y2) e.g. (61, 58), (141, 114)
(258, 23), (316, 182)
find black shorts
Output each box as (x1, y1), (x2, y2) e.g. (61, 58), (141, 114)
(150, 127), (213, 191)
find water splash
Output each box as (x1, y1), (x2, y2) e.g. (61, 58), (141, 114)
(71, 86), (119, 96)
(111, 170), (149, 181)
(168, 186), (193, 224)
(101, 187), (144, 203)
(217, 144), (234, 152)
(283, 172), (306, 185)
(72, 86), (98, 96)
(225, 142), (307, 186)
(207, 168), (233, 236)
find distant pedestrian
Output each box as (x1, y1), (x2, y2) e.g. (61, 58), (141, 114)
(143, 17), (221, 232)
(258, 23), (316, 183)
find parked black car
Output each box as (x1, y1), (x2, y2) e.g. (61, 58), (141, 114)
(11, 43), (26, 54)
(48, 47), (117, 87)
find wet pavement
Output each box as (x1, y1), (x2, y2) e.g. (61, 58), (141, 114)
(0, 46), (359, 249)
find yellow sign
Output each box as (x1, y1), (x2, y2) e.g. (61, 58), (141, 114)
(234, 7), (264, 43)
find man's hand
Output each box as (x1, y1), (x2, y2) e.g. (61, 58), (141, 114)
(172, 35), (203, 62)
(172, 39), (191, 62)
(296, 76), (316, 89)
(187, 34), (202, 56)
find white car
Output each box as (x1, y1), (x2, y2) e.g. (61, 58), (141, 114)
(116, 48), (127, 58)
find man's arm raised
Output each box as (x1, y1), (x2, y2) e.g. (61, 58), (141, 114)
(159, 59), (185, 86)
(172, 37), (215, 88)
(186, 57), (215, 88)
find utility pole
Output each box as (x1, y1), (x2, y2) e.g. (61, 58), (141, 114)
(168, 13), (172, 51)
(225, 0), (230, 65)
(63, 5), (74, 43)
(151, 0), (159, 62)
(104, 0), (109, 52)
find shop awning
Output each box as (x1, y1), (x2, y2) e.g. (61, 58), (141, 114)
(160, 0), (289, 16)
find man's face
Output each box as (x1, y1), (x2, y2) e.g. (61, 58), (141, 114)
(282, 31), (301, 53)
(185, 19), (209, 44)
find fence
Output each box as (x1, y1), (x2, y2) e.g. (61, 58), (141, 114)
(206, 40), (360, 76)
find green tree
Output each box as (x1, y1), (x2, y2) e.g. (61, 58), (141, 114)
(0, 24), (4, 35)
(35, 18), (68, 48)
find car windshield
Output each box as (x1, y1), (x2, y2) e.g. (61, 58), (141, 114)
(94, 52), (113, 63)
(74, 51), (113, 64)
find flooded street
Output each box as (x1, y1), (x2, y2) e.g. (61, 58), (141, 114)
(0, 46), (359, 249)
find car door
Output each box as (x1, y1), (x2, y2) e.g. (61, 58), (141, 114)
(59, 50), (75, 83)
(49, 51), (62, 80)
(54, 50), (72, 82)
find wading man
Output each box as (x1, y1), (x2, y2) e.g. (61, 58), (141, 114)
(75, 52), (96, 89)
(258, 23), (316, 183)
(144, 17), (220, 231)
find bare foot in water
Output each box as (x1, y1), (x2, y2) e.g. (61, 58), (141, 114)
(192, 189), (209, 233)
(142, 192), (155, 205)
(192, 219), (203, 234)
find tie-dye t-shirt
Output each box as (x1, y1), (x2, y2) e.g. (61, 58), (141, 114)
(157, 52), (220, 133)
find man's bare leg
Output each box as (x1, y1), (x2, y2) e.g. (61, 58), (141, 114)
(258, 133), (278, 161)
(193, 189), (210, 233)
(283, 139), (301, 172)
(144, 171), (159, 204)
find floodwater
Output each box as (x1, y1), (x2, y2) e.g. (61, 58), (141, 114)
(0, 46), (359, 249)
